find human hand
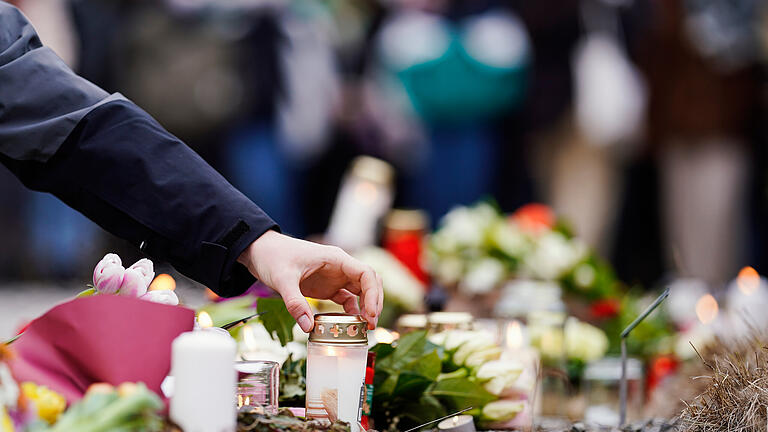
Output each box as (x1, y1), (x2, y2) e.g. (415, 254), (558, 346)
(238, 230), (383, 332)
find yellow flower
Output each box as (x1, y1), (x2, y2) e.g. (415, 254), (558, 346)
(21, 382), (66, 425)
(1, 406), (14, 432)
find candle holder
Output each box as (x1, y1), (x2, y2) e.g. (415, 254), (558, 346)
(236, 360), (279, 415)
(305, 314), (368, 432)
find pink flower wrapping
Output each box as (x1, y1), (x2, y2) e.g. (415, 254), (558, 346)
(7, 295), (194, 403)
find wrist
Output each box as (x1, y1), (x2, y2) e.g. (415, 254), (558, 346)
(238, 229), (280, 280)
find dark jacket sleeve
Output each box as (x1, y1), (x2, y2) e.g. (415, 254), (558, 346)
(0, 2), (278, 296)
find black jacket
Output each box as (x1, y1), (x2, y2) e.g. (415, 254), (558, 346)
(0, 2), (278, 296)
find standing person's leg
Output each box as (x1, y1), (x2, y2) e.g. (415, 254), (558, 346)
(660, 138), (749, 287)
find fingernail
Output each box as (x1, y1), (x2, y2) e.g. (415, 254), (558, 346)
(298, 314), (312, 332)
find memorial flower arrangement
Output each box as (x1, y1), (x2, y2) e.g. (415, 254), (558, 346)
(371, 329), (526, 431)
(428, 202), (619, 301)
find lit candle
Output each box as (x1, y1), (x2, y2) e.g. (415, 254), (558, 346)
(170, 331), (237, 432)
(197, 311), (231, 338)
(501, 320), (539, 370)
(437, 415), (476, 432)
(305, 314), (368, 432)
(500, 320), (541, 422)
(326, 156), (394, 251)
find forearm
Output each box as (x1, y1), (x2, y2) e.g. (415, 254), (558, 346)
(2, 99), (278, 296)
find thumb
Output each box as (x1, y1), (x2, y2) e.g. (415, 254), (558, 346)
(275, 281), (314, 332)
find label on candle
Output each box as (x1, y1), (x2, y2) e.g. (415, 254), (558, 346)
(358, 384), (365, 421)
(362, 383), (373, 416)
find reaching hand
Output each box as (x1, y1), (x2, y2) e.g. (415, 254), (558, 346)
(238, 230), (384, 332)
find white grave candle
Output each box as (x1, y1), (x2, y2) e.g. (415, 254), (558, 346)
(437, 415), (476, 432)
(305, 314), (368, 432)
(170, 331), (237, 432)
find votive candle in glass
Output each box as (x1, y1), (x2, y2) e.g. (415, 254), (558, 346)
(236, 360), (279, 415)
(305, 313), (368, 432)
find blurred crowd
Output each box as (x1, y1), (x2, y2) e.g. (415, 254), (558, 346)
(1, 0), (768, 291)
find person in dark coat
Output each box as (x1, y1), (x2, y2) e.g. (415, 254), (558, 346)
(0, 2), (383, 332)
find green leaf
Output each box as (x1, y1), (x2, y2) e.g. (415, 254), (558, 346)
(257, 297), (296, 346)
(398, 393), (448, 429)
(199, 296), (257, 327)
(370, 343), (396, 361)
(76, 287), (97, 298)
(404, 350), (441, 381)
(392, 372), (433, 399)
(390, 330), (429, 368)
(429, 377), (496, 410)
(375, 373), (398, 397)
(437, 368), (468, 381)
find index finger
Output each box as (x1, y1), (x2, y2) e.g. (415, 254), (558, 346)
(333, 251), (381, 328)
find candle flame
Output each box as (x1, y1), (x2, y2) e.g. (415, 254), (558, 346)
(453, 416), (460, 425)
(198, 311), (213, 328)
(149, 273), (176, 291)
(373, 328), (399, 344)
(737, 266), (760, 295)
(325, 345), (337, 356)
(242, 325), (257, 351)
(505, 320), (523, 349)
(696, 294), (719, 324)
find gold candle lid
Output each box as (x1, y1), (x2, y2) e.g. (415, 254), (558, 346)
(309, 313), (368, 344)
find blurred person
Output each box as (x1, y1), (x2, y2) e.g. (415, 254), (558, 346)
(0, 2), (383, 330)
(116, 1), (343, 237)
(363, 0), (531, 224)
(638, 0), (762, 287)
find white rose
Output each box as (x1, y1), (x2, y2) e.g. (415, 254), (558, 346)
(460, 258), (506, 294)
(482, 400), (525, 422)
(490, 221), (529, 258)
(476, 360), (524, 395)
(433, 255), (464, 285)
(522, 232), (587, 280)
(465, 347), (503, 368)
(431, 330), (478, 351)
(565, 318), (609, 362)
(439, 204), (499, 249)
(453, 333), (498, 365)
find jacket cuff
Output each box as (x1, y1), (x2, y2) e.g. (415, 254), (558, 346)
(213, 219), (280, 298)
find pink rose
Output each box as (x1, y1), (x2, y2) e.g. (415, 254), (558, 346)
(141, 290), (179, 306)
(128, 258), (155, 288)
(93, 253), (125, 294)
(118, 268), (149, 297)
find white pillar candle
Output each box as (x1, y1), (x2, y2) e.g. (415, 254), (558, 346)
(326, 156), (394, 251)
(437, 415), (476, 432)
(170, 331), (237, 432)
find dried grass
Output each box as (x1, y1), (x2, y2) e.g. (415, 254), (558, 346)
(678, 333), (768, 432)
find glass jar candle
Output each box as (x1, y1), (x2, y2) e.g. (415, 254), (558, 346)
(235, 360), (279, 415)
(305, 314), (368, 432)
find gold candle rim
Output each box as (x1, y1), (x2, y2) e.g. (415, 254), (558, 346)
(309, 313), (368, 344)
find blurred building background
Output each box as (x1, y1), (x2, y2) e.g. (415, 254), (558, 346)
(2, 0), (768, 295)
